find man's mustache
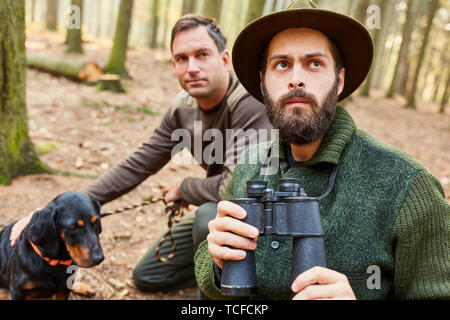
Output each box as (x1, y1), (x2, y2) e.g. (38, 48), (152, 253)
(278, 88), (318, 109)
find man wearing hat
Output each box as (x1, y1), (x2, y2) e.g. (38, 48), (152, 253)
(194, 1), (450, 299)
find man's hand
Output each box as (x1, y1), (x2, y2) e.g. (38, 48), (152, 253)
(163, 181), (191, 209)
(206, 200), (259, 269)
(164, 181), (182, 204)
(10, 209), (39, 247)
(291, 266), (356, 300)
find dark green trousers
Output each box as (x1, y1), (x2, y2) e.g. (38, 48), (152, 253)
(132, 202), (217, 292)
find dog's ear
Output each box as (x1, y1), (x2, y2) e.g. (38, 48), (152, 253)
(91, 199), (101, 214)
(28, 206), (61, 257)
(91, 199), (102, 234)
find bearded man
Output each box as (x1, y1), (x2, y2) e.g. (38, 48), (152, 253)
(194, 1), (450, 300)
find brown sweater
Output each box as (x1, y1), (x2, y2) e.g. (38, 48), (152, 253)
(82, 73), (272, 206)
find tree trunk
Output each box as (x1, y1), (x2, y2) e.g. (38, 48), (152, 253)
(0, 0), (46, 185)
(406, 0), (439, 109)
(203, 0), (222, 22)
(360, 0), (392, 96)
(162, 0), (171, 49)
(182, 0), (196, 15)
(373, 0), (398, 90)
(65, 0), (84, 54)
(432, 36), (449, 102)
(150, 0), (161, 48)
(439, 68), (449, 114)
(96, 0), (102, 37)
(346, 0), (358, 15)
(103, 0), (134, 79)
(30, 0), (36, 22)
(27, 53), (103, 82)
(353, 0), (370, 24)
(245, 0), (266, 25)
(45, 0), (58, 31)
(386, 0), (415, 98)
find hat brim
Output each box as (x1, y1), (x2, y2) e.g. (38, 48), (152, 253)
(232, 9), (374, 102)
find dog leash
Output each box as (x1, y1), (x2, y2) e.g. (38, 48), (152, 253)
(100, 197), (185, 262)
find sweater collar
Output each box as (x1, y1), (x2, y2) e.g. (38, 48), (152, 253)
(270, 106), (356, 166)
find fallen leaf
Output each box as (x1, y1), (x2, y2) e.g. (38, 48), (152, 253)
(107, 278), (125, 290)
(72, 282), (96, 297)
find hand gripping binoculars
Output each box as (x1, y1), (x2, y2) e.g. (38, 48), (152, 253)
(220, 164), (338, 297)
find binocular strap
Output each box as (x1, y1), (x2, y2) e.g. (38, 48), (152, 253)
(258, 146), (340, 200)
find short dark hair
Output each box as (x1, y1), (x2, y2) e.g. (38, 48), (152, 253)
(260, 34), (344, 77)
(171, 14), (227, 53)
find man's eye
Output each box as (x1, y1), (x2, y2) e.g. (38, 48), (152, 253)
(199, 52), (208, 58)
(275, 61), (288, 70)
(310, 60), (323, 69)
(176, 56), (187, 63)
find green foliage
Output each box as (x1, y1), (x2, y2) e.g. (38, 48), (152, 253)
(36, 141), (61, 155)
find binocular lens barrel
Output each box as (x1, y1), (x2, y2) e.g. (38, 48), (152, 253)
(278, 178), (301, 193)
(221, 199), (259, 296)
(291, 236), (327, 285)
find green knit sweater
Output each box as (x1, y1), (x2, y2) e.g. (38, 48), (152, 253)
(194, 106), (450, 300)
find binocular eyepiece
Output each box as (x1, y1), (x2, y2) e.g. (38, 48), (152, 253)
(220, 178), (327, 297)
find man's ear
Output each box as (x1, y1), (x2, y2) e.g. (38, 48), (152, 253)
(337, 68), (345, 96)
(221, 49), (231, 69)
(29, 206), (61, 257)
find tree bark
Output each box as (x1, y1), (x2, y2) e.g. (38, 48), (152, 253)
(45, 0), (58, 31)
(0, 0), (46, 185)
(386, 0), (415, 98)
(150, 0), (161, 48)
(406, 0), (440, 109)
(162, 0), (171, 49)
(103, 0), (134, 79)
(373, 0), (398, 90)
(439, 68), (449, 114)
(360, 0), (392, 96)
(96, 0), (102, 37)
(245, 0), (266, 25)
(353, 0), (370, 24)
(30, 0), (36, 22)
(182, 0), (196, 15)
(65, 0), (84, 54)
(203, 0), (222, 23)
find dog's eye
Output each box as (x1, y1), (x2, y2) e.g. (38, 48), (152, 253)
(69, 225), (79, 231)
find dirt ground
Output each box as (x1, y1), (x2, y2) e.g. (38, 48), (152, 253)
(0, 29), (449, 300)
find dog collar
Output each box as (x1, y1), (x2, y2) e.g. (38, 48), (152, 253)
(30, 240), (73, 266)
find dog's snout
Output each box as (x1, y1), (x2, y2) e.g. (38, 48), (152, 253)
(91, 247), (104, 265)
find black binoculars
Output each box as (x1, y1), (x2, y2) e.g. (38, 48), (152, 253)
(220, 178), (327, 297)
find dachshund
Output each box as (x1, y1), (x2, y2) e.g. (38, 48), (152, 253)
(0, 191), (104, 300)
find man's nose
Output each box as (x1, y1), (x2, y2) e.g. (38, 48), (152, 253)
(288, 64), (306, 90)
(187, 57), (200, 74)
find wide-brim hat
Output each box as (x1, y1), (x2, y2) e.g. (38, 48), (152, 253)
(232, 0), (374, 102)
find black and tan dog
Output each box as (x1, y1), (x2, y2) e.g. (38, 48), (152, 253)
(0, 191), (104, 300)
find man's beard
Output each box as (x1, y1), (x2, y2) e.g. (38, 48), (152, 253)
(262, 78), (339, 145)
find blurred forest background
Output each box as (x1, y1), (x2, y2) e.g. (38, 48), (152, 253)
(0, 0), (449, 300)
(23, 0), (450, 110)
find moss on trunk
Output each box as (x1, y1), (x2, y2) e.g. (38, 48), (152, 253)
(103, 0), (134, 79)
(0, 0), (48, 185)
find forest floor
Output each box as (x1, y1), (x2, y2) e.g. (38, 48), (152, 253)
(0, 28), (449, 300)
